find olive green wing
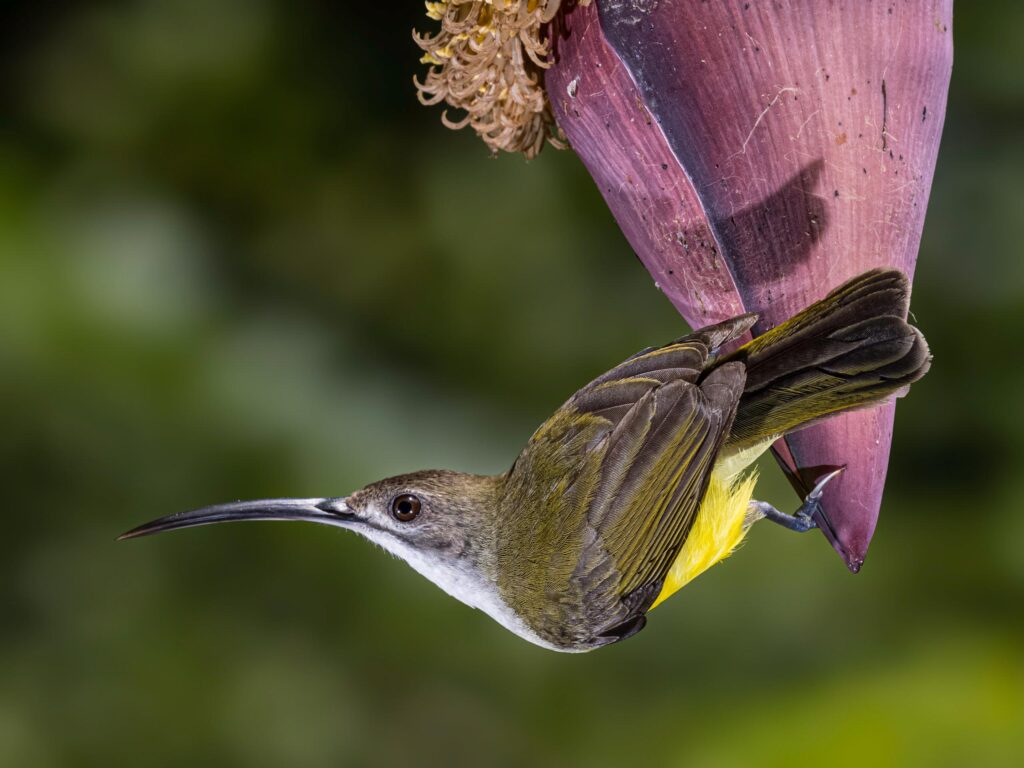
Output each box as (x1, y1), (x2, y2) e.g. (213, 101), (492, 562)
(570, 357), (746, 641)
(499, 326), (749, 649)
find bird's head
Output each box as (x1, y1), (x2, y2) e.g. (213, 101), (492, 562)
(341, 469), (500, 561)
(119, 469), (503, 586)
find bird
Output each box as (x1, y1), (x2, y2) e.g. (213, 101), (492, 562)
(120, 268), (930, 652)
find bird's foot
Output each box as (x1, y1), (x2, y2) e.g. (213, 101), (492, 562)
(750, 467), (846, 533)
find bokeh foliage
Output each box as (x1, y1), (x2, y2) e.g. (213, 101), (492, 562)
(1, 2), (1021, 766)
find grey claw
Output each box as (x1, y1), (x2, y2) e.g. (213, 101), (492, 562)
(807, 466), (846, 501)
(753, 466), (846, 534)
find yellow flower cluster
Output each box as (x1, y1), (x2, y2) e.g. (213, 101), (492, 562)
(414, 0), (588, 158)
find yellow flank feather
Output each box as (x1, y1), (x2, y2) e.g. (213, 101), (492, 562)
(649, 467), (760, 609)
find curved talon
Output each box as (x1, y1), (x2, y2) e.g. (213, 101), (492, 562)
(807, 466), (846, 501)
(803, 465), (845, 535)
(752, 466), (847, 534)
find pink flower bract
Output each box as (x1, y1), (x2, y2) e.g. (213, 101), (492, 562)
(546, 0), (953, 570)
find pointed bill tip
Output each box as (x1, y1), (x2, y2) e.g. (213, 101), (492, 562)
(116, 528), (146, 542)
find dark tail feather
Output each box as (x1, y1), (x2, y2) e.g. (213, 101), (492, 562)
(722, 269), (931, 452)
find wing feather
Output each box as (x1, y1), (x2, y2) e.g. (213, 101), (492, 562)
(498, 331), (748, 648)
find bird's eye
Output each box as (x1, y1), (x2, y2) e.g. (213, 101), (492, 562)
(390, 494), (421, 522)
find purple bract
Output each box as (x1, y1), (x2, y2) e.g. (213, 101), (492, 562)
(546, 0), (953, 570)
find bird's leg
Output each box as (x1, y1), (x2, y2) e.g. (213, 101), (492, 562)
(750, 467), (845, 533)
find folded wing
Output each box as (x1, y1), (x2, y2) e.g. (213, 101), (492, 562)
(498, 324), (749, 649)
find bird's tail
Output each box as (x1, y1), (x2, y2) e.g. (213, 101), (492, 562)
(722, 269), (931, 453)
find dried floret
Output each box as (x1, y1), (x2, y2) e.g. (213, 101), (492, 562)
(414, 1), (589, 158)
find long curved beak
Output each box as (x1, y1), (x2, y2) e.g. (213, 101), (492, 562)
(117, 497), (354, 541)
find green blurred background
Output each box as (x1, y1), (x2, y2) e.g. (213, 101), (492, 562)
(1, 2), (1021, 766)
